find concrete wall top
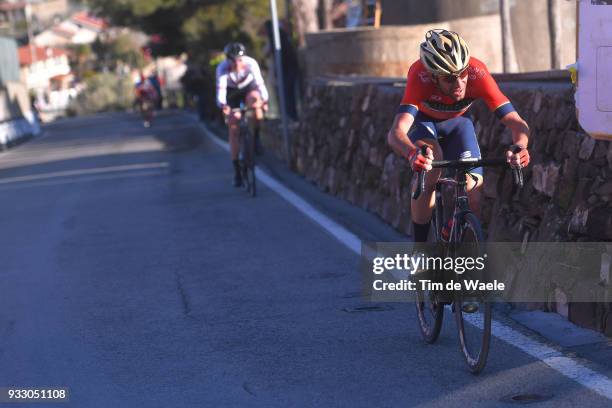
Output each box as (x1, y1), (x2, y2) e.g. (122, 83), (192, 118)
(304, 15), (502, 78)
(304, 0), (577, 77)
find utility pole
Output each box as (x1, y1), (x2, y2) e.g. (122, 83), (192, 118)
(499, 0), (518, 73)
(270, 0), (291, 164)
(25, 1), (36, 67)
(547, 0), (562, 69)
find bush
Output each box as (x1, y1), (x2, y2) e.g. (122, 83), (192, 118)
(68, 72), (135, 116)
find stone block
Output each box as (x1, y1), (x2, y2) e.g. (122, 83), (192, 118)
(586, 207), (612, 240)
(347, 129), (357, 149)
(568, 204), (590, 235)
(532, 163), (560, 197)
(368, 147), (378, 166)
(560, 130), (581, 159)
(360, 138), (370, 156)
(578, 135), (596, 160)
(325, 167), (336, 194)
(367, 123), (376, 142)
(593, 141), (610, 160)
(595, 181), (612, 197)
(532, 90), (543, 113)
(554, 159), (578, 209)
(361, 95), (370, 112)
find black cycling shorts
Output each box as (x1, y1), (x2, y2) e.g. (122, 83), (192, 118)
(226, 81), (258, 109)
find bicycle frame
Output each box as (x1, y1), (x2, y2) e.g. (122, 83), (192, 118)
(435, 170), (476, 243)
(230, 105), (257, 196)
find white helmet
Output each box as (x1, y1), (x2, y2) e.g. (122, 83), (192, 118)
(420, 29), (470, 75)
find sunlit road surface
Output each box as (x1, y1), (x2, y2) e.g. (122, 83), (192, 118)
(0, 111), (610, 407)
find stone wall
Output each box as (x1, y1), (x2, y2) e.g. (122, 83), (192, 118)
(288, 75), (612, 334)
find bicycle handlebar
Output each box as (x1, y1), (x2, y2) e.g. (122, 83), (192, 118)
(412, 145), (524, 200)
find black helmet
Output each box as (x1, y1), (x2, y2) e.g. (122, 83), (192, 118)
(224, 42), (246, 60)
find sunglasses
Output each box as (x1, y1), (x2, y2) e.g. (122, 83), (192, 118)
(438, 69), (469, 83)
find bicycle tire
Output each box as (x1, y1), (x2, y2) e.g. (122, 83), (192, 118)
(414, 197), (445, 344)
(239, 125), (250, 192)
(140, 99), (153, 123)
(247, 128), (256, 197)
(415, 281), (445, 344)
(453, 212), (491, 374)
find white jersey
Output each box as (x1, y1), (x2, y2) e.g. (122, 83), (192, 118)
(216, 56), (269, 107)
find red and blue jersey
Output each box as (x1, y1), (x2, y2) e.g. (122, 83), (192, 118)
(399, 58), (515, 120)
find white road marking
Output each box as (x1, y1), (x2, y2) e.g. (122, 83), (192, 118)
(0, 169), (169, 191)
(464, 314), (612, 400)
(200, 123), (361, 254)
(0, 162), (169, 185)
(200, 122), (612, 401)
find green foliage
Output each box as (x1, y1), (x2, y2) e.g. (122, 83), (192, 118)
(88, 0), (273, 60)
(91, 33), (146, 70)
(68, 72), (135, 115)
(66, 43), (94, 78)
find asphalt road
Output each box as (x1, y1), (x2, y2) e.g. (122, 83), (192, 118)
(0, 111), (610, 407)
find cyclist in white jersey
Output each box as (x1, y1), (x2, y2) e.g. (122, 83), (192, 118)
(216, 42), (269, 187)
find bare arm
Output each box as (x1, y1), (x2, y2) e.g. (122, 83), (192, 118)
(500, 110), (530, 167)
(387, 112), (417, 159)
(500, 110), (529, 148)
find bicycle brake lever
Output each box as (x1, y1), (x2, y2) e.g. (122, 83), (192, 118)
(412, 146), (429, 200)
(412, 171), (426, 200)
(509, 145), (524, 189)
(512, 166), (524, 189)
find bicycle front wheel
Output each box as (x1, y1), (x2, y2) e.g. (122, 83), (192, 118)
(415, 275), (445, 344)
(244, 128), (256, 197)
(453, 212), (491, 374)
(415, 199), (446, 344)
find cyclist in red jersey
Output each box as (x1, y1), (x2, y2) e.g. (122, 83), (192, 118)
(387, 29), (530, 243)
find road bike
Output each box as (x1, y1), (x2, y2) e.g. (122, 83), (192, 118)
(232, 106), (257, 197)
(138, 95), (155, 128)
(412, 145), (523, 374)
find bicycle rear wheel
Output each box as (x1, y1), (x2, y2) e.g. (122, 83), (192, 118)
(453, 212), (491, 374)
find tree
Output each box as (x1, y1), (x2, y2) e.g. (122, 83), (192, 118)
(292, 0), (319, 46)
(68, 43), (93, 78)
(87, 0), (269, 58)
(547, 0), (562, 69)
(499, 0), (518, 73)
(92, 33), (146, 71)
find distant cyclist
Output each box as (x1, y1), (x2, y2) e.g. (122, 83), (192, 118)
(387, 29), (531, 243)
(216, 42), (269, 187)
(135, 72), (159, 128)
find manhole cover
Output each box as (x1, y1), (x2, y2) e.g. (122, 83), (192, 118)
(501, 393), (553, 404)
(343, 305), (394, 313)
